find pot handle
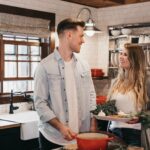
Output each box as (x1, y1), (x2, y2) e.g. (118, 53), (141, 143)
(107, 137), (114, 141)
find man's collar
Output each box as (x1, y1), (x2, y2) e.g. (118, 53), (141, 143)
(54, 48), (78, 62)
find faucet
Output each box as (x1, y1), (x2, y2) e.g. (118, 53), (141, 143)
(9, 90), (19, 114)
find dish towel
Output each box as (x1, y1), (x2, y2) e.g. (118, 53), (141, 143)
(20, 120), (39, 140)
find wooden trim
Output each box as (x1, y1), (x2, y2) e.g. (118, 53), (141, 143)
(4, 40), (41, 46)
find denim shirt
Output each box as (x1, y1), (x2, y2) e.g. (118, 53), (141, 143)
(34, 49), (96, 145)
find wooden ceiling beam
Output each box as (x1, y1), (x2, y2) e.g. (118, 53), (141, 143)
(107, 0), (125, 4)
(61, 0), (150, 8)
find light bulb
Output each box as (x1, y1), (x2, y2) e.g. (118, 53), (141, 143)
(85, 30), (95, 37)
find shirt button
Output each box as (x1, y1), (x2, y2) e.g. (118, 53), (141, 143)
(64, 89), (66, 91)
(62, 67), (64, 69)
(62, 77), (64, 80)
(66, 109), (68, 112)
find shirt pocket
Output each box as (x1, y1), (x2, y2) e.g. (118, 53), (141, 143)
(48, 74), (62, 92)
(80, 71), (91, 87)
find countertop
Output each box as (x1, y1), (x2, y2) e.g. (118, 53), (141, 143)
(0, 119), (20, 129)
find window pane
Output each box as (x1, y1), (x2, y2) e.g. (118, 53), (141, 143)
(5, 44), (15, 54)
(5, 55), (16, 60)
(30, 46), (40, 55)
(18, 62), (29, 77)
(18, 45), (28, 54)
(31, 62), (39, 77)
(4, 62), (17, 77)
(31, 56), (41, 61)
(18, 56), (29, 61)
(3, 80), (28, 93)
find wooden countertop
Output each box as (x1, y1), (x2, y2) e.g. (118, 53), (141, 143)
(0, 119), (20, 130)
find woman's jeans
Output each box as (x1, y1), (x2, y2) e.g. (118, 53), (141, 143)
(111, 128), (141, 146)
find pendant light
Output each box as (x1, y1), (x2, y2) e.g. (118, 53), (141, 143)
(77, 7), (102, 37)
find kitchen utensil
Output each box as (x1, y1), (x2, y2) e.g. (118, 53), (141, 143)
(76, 132), (113, 150)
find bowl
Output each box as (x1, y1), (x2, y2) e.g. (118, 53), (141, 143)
(121, 28), (132, 35)
(76, 133), (113, 150)
(111, 30), (121, 36)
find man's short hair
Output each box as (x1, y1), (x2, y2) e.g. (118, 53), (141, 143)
(57, 18), (85, 35)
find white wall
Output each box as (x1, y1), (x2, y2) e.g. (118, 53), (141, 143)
(0, 0), (149, 74)
(97, 1), (150, 74)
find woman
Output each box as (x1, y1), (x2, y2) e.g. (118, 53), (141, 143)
(107, 43), (149, 147)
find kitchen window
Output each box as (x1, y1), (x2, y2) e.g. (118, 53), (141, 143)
(0, 34), (41, 94)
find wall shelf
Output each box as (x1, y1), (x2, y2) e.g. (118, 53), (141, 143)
(92, 76), (109, 80)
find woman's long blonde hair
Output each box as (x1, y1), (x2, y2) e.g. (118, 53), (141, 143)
(108, 44), (148, 110)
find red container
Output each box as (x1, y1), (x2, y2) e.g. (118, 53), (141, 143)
(96, 96), (107, 105)
(91, 69), (104, 77)
(76, 133), (113, 150)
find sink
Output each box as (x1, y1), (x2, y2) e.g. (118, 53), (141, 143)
(0, 111), (39, 140)
(0, 110), (39, 123)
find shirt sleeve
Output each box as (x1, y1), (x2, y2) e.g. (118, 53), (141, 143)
(34, 63), (56, 123)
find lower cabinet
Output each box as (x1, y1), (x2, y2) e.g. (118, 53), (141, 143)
(0, 127), (39, 150)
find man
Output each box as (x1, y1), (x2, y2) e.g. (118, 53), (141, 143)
(34, 18), (97, 150)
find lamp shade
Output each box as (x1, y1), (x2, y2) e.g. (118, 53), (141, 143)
(77, 8), (102, 36)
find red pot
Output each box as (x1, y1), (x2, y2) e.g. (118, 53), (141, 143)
(96, 96), (107, 105)
(91, 69), (104, 77)
(76, 133), (113, 150)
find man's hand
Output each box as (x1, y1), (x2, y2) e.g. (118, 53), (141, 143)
(59, 125), (77, 141)
(48, 118), (77, 141)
